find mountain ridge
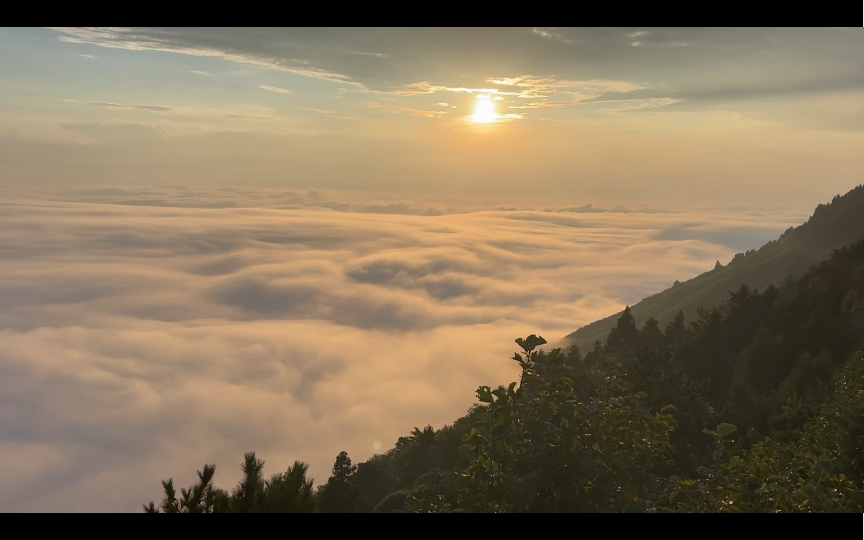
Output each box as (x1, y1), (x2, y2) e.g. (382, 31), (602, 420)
(559, 184), (864, 351)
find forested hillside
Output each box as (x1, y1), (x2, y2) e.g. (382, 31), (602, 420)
(563, 184), (864, 351)
(145, 235), (864, 512)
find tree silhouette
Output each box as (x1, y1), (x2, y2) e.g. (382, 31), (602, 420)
(144, 452), (315, 513)
(318, 451), (356, 513)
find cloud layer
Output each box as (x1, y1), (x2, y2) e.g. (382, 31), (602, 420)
(0, 186), (807, 511)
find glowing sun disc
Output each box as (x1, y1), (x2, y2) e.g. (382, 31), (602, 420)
(472, 95), (497, 123)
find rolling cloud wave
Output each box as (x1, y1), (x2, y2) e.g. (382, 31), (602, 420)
(0, 186), (805, 511)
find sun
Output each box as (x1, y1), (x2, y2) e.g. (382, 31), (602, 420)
(472, 95), (498, 123)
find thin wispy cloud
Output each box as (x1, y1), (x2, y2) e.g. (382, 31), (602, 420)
(365, 102), (448, 119)
(632, 41), (688, 48)
(624, 31), (651, 39)
(349, 51), (388, 58)
(50, 27), (367, 90)
(531, 27), (573, 44)
(260, 85), (292, 95)
(605, 97), (681, 113)
(62, 99), (276, 122)
(301, 107), (336, 115)
(64, 99), (174, 112)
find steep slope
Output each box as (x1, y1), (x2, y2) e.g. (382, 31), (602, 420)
(560, 184), (864, 351)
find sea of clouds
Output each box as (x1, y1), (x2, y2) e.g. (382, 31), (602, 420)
(0, 185), (809, 511)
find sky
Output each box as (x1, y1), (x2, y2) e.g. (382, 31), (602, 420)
(0, 27), (863, 511)
(2, 27), (863, 203)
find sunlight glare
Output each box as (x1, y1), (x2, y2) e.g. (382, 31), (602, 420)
(472, 95), (498, 123)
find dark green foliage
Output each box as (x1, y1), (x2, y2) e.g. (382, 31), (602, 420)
(232, 452), (265, 513)
(143, 464), (230, 513)
(345, 454), (398, 513)
(373, 490), (411, 513)
(458, 342), (678, 512)
(640, 317), (665, 352)
(664, 310), (691, 348)
(262, 461), (316, 513)
(316, 451), (356, 513)
(675, 240), (864, 409)
(605, 306), (641, 360)
(664, 353), (864, 512)
(144, 452), (316, 513)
